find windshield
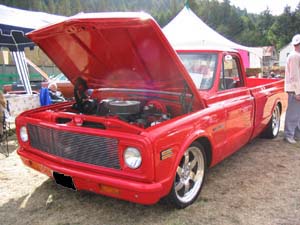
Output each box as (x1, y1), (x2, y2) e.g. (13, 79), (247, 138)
(178, 53), (218, 90)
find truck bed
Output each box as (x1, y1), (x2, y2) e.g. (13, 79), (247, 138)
(246, 77), (284, 88)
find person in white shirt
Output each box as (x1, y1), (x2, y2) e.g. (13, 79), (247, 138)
(284, 34), (300, 144)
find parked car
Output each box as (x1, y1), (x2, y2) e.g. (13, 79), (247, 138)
(16, 13), (285, 208)
(3, 73), (73, 99)
(2, 79), (43, 94)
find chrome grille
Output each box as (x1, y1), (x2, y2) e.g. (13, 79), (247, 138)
(28, 124), (120, 169)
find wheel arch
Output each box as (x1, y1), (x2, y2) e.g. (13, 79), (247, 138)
(277, 101), (282, 114)
(260, 99), (282, 139)
(272, 99), (283, 114)
(193, 136), (213, 168)
(173, 133), (213, 172)
(162, 134), (213, 208)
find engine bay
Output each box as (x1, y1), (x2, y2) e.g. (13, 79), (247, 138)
(73, 98), (171, 128)
(51, 77), (192, 129)
(29, 78), (195, 130)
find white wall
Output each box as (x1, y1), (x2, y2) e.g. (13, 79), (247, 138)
(279, 43), (293, 67)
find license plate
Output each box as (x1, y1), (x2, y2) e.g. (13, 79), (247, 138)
(53, 172), (76, 190)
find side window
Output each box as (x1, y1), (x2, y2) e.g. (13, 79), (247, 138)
(178, 53), (217, 90)
(219, 54), (244, 90)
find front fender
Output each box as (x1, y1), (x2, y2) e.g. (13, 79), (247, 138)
(171, 128), (213, 175)
(158, 128), (214, 198)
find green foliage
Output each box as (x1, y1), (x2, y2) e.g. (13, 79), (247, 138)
(0, 0), (299, 49)
(268, 6), (298, 49)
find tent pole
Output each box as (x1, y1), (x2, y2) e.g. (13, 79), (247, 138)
(10, 51), (32, 95)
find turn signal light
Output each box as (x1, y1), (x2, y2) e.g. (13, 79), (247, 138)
(99, 184), (120, 195)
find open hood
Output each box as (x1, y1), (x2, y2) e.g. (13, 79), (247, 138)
(27, 12), (204, 108)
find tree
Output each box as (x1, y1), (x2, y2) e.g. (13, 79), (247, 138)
(0, 0), (299, 49)
(70, 0), (82, 15)
(47, 0), (56, 14)
(57, 0), (71, 16)
(269, 6), (295, 49)
(30, 0), (45, 11)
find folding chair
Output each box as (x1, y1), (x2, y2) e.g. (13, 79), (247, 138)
(0, 110), (9, 157)
(40, 87), (51, 106)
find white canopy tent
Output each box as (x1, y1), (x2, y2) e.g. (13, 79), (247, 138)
(0, 4), (66, 94)
(0, 4), (66, 31)
(163, 7), (260, 68)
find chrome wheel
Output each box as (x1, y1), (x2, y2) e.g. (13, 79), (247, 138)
(272, 105), (281, 137)
(174, 145), (205, 204)
(261, 104), (281, 139)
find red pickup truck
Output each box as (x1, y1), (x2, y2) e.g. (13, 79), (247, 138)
(16, 12), (285, 208)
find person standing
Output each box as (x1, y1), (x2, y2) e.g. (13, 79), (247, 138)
(284, 34), (300, 144)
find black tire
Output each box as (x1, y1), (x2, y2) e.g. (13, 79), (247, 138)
(261, 104), (281, 139)
(165, 142), (207, 209)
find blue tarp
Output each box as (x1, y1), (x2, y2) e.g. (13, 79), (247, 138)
(0, 24), (34, 51)
(0, 4), (65, 51)
(0, 5), (66, 94)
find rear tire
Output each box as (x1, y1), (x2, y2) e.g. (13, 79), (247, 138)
(261, 104), (281, 139)
(165, 142), (207, 208)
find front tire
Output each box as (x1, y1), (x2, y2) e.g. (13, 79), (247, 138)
(166, 143), (207, 208)
(261, 104), (281, 139)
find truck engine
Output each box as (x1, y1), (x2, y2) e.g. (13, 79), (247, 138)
(75, 98), (171, 128)
(65, 77), (172, 129)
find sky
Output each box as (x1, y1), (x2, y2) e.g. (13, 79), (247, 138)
(221, 0), (299, 15)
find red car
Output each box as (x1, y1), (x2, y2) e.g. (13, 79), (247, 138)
(16, 13), (285, 208)
(3, 73), (74, 99)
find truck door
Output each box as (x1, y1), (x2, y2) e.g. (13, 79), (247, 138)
(217, 54), (255, 159)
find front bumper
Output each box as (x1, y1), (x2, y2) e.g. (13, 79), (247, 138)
(18, 147), (163, 205)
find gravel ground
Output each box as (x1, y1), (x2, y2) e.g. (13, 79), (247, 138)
(1, 117), (300, 225)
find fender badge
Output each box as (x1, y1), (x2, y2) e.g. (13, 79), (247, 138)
(160, 148), (173, 160)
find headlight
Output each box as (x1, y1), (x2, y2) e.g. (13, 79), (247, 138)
(124, 147), (142, 169)
(20, 126), (28, 142)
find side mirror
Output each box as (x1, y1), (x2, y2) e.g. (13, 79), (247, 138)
(224, 54), (233, 62)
